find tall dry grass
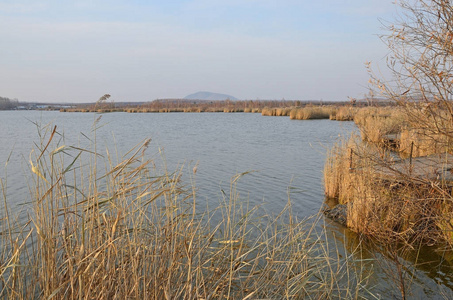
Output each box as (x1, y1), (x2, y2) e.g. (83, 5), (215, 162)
(0, 120), (375, 299)
(398, 106), (453, 157)
(324, 134), (453, 245)
(261, 107), (292, 116)
(334, 106), (357, 121)
(353, 107), (406, 146)
(290, 106), (336, 120)
(351, 105), (453, 157)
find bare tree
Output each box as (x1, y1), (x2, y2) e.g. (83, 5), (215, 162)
(0, 96), (18, 110)
(369, 0), (453, 153)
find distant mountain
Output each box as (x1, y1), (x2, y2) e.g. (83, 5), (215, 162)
(184, 91), (238, 101)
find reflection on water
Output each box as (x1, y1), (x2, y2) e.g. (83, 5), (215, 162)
(325, 219), (453, 299)
(0, 110), (452, 298)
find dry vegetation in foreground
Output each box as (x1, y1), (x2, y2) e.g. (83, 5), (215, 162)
(324, 106), (453, 246)
(0, 120), (375, 299)
(324, 134), (453, 244)
(324, 126), (453, 298)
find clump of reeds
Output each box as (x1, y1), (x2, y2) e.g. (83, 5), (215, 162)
(261, 107), (292, 116)
(334, 106), (357, 121)
(261, 107), (275, 116)
(324, 134), (453, 245)
(398, 106), (453, 157)
(353, 107), (406, 146)
(0, 121), (375, 299)
(352, 105), (453, 157)
(290, 106), (336, 120)
(275, 107), (291, 116)
(399, 128), (440, 157)
(183, 107), (201, 113)
(244, 107), (262, 113)
(323, 135), (386, 205)
(324, 136), (358, 203)
(223, 107), (244, 113)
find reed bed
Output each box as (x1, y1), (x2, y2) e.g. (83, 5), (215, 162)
(261, 107), (292, 116)
(0, 121), (375, 299)
(350, 105), (453, 157)
(289, 106), (336, 120)
(324, 136), (361, 204)
(399, 129), (451, 158)
(398, 106), (453, 157)
(62, 99), (301, 115)
(324, 134), (453, 245)
(261, 107), (275, 116)
(244, 107), (261, 113)
(353, 107), (406, 146)
(223, 107), (244, 113)
(334, 106), (357, 121)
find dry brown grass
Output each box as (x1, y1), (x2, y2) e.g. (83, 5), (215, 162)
(261, 107), (292, 116)
(290, 106), (336, 120)
(398, 107), (453, 157)
(324, 134), (453, 245)
(334, 107), (357, 121)
(399, 129), (446, 157)
(261, 107), (275, 116)
(223, 107), (244, 113)
(353, 107), (406, 146)
(351, 106), (453, 157)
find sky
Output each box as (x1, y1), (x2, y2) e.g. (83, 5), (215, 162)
(0, 0), (397, 103)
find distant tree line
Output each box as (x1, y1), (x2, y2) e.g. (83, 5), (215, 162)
(0, 96), (19, 110)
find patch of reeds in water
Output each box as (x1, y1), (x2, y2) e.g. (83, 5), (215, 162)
(324, 136), (361, 204)
(324, 134), (453, 245)
(289, 106), (336, 120)
(0, 122), (374, 299)
(244, 108), (261, 113)
(261, 107), (292, 116)
(334, 106), (357, 121)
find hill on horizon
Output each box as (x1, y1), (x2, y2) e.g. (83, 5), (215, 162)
(183, 91), (238, 101)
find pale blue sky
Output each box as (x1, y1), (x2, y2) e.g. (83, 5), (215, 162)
(0, 0), (396, 102)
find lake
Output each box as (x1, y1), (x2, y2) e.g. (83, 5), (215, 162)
(0, 110), (451, 299)
(0, 111), (355, 218)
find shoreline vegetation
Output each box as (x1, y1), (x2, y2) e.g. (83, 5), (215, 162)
(323, 105), (453, 245)
(57, 98), (385, 116)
